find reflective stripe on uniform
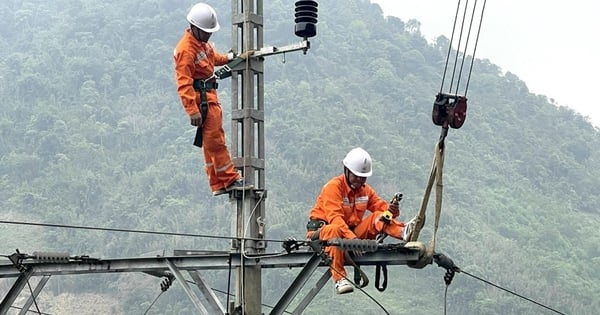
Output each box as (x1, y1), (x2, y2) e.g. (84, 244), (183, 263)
(215, 161), (233, 173)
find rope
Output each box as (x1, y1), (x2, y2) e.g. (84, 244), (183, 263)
(440, 0), (487, 97)
(462, 0), (487, 96)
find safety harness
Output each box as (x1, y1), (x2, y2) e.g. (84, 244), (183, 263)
(192, 78), (218, 148)
(191, 56), (246, 148)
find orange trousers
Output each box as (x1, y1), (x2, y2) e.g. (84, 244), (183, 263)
(306, 211), (405, 282)
(202, 103), (239, 192)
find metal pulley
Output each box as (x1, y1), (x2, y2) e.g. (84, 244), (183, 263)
(432, 92), (468, 129)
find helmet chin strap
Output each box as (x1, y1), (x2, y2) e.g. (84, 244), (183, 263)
(344, 168), (360, 190)
(190, 25), (209, 42)
(344, 168), (353, 189)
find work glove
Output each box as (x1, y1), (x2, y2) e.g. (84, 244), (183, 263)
(190, 112), (202, 127)
(226, 48), (235, 61)
(402, 217), (415, 240)
(238, 50), (255, 60)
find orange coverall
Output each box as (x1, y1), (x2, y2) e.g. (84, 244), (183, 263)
(174, 29), (240, 192)
(306, 174), (406, 282)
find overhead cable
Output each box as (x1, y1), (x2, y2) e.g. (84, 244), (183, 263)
(0, 219), (286, 244)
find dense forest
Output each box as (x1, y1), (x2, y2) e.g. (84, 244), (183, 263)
(1, 0), (599, 314)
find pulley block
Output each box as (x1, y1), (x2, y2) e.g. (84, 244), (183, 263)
(432, 93), (468, 129)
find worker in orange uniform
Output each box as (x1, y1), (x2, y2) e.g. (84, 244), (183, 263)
(174, 3), (253, 196)
(306, 147), (410, 294)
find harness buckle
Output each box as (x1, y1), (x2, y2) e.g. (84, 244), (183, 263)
(193, 77), (219, 90)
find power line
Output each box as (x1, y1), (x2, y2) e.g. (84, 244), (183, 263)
(25, 278), (42, 315)
(460, 269), (567, 315)
(142, 290), (165, 315)
(207, 285), (293, 314)
(331, 265), (390, 315)
(9, 305), (51, 315)
(2, 218), (571, 314)
(0, 219), (287, 244)
(435, 253), (568, 315)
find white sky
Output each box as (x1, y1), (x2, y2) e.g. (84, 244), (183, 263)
(371, 0), (600, 127)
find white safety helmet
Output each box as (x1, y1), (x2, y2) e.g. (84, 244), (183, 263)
(187, 3), (220, 33)
(342, 147), (373, 177)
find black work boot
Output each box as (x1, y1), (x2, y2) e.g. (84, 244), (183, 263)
(226, 179), (254, 191)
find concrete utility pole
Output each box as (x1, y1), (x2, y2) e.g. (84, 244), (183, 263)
(229, 1), (266, 314)
(231, 0), (266, 314)
(229, 1), (314, 313)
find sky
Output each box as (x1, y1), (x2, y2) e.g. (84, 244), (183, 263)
(371, 0), (600, 127)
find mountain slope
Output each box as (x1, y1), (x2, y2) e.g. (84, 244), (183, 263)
(0, 0), (598, 314)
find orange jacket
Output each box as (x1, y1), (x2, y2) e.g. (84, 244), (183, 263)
(173, 29), (230, 116)
(308, 174), (389, 239)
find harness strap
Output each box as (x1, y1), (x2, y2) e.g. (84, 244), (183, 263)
(374, 263), (388, 291)
(192, 79), (217, 148)
(345, 251), (369, 288)
(193, 80), (219, 91)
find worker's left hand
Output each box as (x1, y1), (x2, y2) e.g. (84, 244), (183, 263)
(190, 112), (202, 126)
(238, 50), (255, 60)
(388, 202), (400, 217)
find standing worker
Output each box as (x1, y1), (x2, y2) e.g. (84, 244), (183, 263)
(174, 3), (253, 196)
(306, 147), (411, 294)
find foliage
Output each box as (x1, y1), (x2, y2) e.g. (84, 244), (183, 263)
(1, 0), (599, 314)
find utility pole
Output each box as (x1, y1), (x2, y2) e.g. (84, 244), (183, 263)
(229, 1), (315, 314)
(230, 1), (265, 314)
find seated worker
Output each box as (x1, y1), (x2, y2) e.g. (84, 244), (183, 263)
(306, 147), (409, 294)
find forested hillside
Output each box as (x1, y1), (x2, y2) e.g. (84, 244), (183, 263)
(1, 0), (599, 314)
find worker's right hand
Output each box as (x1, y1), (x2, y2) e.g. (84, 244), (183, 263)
(190, 112), (202, 126)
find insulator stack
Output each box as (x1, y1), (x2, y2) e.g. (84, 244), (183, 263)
(328, 238), (379, 252)
(294, 1), (318, 39)
(32, 251), (70, 263)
